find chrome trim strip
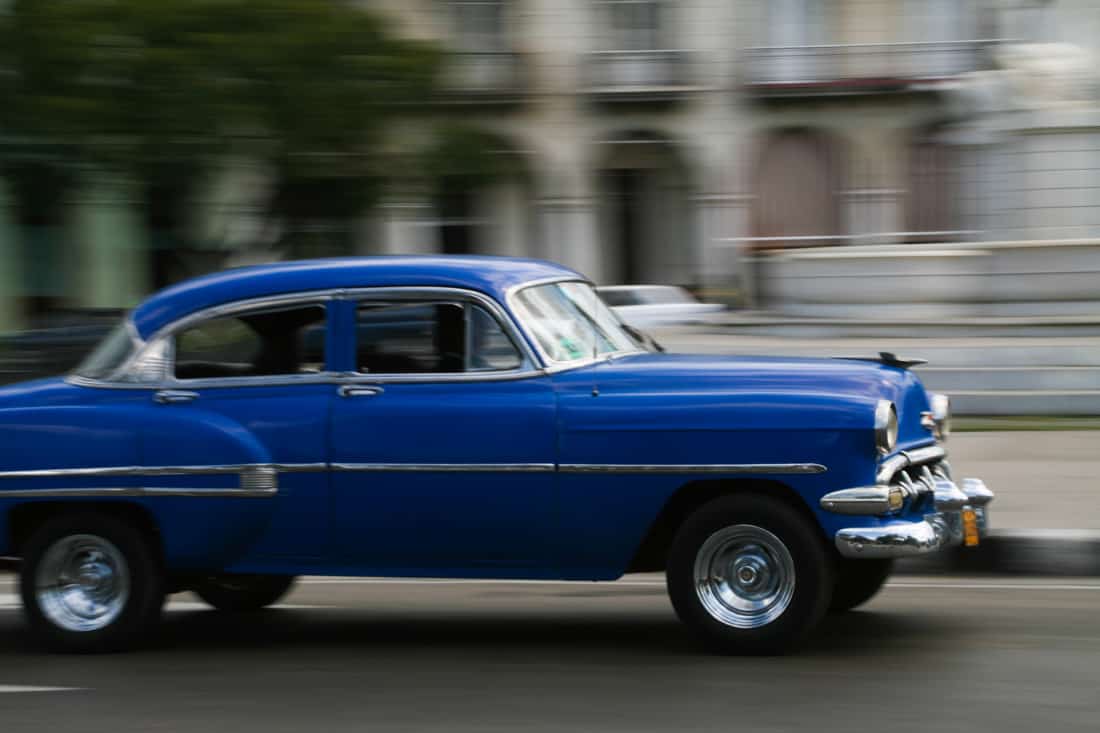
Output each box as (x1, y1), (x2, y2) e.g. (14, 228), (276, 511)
(271, 463), (329, 473)
(0, 465), (249, 479)
(0, 487), (276, 499)
(331, 463), (556, 473)
(559, 463), (827, 475)
(0, 463), (328, 480)
(0, 460), (828, 481)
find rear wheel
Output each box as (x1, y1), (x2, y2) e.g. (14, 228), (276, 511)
(666, 495), (833, 655)
(20, 513), (164, 653)
(192, 574), (296, 612)
(830, 558), (893, 613)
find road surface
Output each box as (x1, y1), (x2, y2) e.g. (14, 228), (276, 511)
(0, 575), (1097, 732)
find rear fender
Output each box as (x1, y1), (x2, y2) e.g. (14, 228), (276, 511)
(0, 405), (278, 568)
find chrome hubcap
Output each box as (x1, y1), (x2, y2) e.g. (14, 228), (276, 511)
(36, 535), (129, 633)
(693, 525), (796, 629)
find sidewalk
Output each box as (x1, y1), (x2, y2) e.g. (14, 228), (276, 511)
(894, 431), (1100, 575)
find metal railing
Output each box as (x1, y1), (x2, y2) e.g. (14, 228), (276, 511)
(743, 39), (1000, 93)
(584, 49), (694, 99)
(439, 51), (528, 100)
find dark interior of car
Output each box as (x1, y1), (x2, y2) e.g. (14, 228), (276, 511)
(174, 306), (325, 380)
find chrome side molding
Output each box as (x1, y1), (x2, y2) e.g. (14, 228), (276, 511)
(559, 463), (827, 475)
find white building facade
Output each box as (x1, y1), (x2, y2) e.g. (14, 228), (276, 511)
(1, 0), (1098, 330)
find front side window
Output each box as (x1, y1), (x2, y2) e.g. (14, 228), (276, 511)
(355, 300), (523, 375)
(173, 304), (326, 380)
(600, 0), (662, 51)
(511, 281), (642, 364)
(451, 0), (506, 51)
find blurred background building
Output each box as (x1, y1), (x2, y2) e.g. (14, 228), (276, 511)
(1, 0), (1098, 330)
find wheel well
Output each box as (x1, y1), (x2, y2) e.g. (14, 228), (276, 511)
(8, 502), (162, 559)
(626, 478), (822, 574)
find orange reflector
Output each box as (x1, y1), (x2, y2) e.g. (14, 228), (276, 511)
(962, 508), (980, 547)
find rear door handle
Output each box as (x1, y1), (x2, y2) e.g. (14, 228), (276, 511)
(338, 385), (384, 399)
(154, 390), (199, 405)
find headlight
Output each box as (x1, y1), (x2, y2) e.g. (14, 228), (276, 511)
(930, 393), (951, 440)
(875, 400), (898, 456)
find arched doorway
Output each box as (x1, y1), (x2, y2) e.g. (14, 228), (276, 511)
(752, 129), (845, 248)
(594, 131), (695, 285)
(906, 128), (960, 242)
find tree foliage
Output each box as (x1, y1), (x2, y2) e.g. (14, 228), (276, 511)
(0, 0), (440, 263)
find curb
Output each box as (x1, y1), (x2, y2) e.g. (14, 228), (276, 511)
(897, 529), (1100, 576)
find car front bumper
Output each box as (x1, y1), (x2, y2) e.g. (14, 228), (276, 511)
(832, 476), (995, 560)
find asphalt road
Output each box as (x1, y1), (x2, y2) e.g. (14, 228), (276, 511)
(0, 576), (1098, 732)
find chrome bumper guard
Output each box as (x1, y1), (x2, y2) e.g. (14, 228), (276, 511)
(824, 453), (995, 559)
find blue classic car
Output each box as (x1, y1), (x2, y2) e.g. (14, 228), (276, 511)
(0, 256), (992, 653)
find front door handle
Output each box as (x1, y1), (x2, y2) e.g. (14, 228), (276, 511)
(338, 385), (384, 399)
(153, 390), (199, 405)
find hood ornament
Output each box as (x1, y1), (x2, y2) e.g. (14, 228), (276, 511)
(832, 352), (928, 370)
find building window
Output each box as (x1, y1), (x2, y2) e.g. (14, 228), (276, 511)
(599, 0), (663, 51)
(450, 0), (507, 51)
(906, 135), (960, 243)
(767, 0), (827, 47)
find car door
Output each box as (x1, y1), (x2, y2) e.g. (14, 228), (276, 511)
(144, 297), (336, 562)
(328, 290), (558, 575)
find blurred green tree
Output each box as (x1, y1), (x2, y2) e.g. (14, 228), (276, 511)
(0, 0), (439, 291)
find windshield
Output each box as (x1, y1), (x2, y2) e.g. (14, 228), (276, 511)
(511, 281), (645, 364)
(72, 322), (138, 380)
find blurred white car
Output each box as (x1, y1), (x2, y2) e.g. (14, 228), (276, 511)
(597, 285), (726, 330)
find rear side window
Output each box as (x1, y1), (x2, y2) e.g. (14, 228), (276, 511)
(355, 301), (523, 375)
(173, 304), (326, 380)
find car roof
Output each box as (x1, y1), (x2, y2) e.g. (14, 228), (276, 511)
(130, 256), (582, 339)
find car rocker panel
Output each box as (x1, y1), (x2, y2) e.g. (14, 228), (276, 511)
(0, 255), (993, 653)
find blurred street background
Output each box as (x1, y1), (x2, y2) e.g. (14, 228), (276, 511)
(1, 0), (1100, 415)
(1, 2), (1100, 728)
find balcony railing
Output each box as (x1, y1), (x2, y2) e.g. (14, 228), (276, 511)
(438, 51), (528, 102)
(743, 40), (999, 96)
(584, 50), (696, 101)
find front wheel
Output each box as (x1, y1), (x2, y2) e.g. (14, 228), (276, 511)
(666, 495), (833, 655)
(830, 558), (893, 613)
(192, 574), (296, 612)
(20, 513), (165, 653)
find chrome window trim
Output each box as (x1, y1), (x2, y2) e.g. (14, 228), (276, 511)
(70, 315), (148, 384)
(558, 463), (827, 475)
(343, 286), (540, 380)
(504, 277), (647, 373)
(75, 290), (346, 388)
(162, 297), (333, 386)
(70, 285), (552, 389)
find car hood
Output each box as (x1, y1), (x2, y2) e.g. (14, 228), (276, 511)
(557, 352), (933, 446)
